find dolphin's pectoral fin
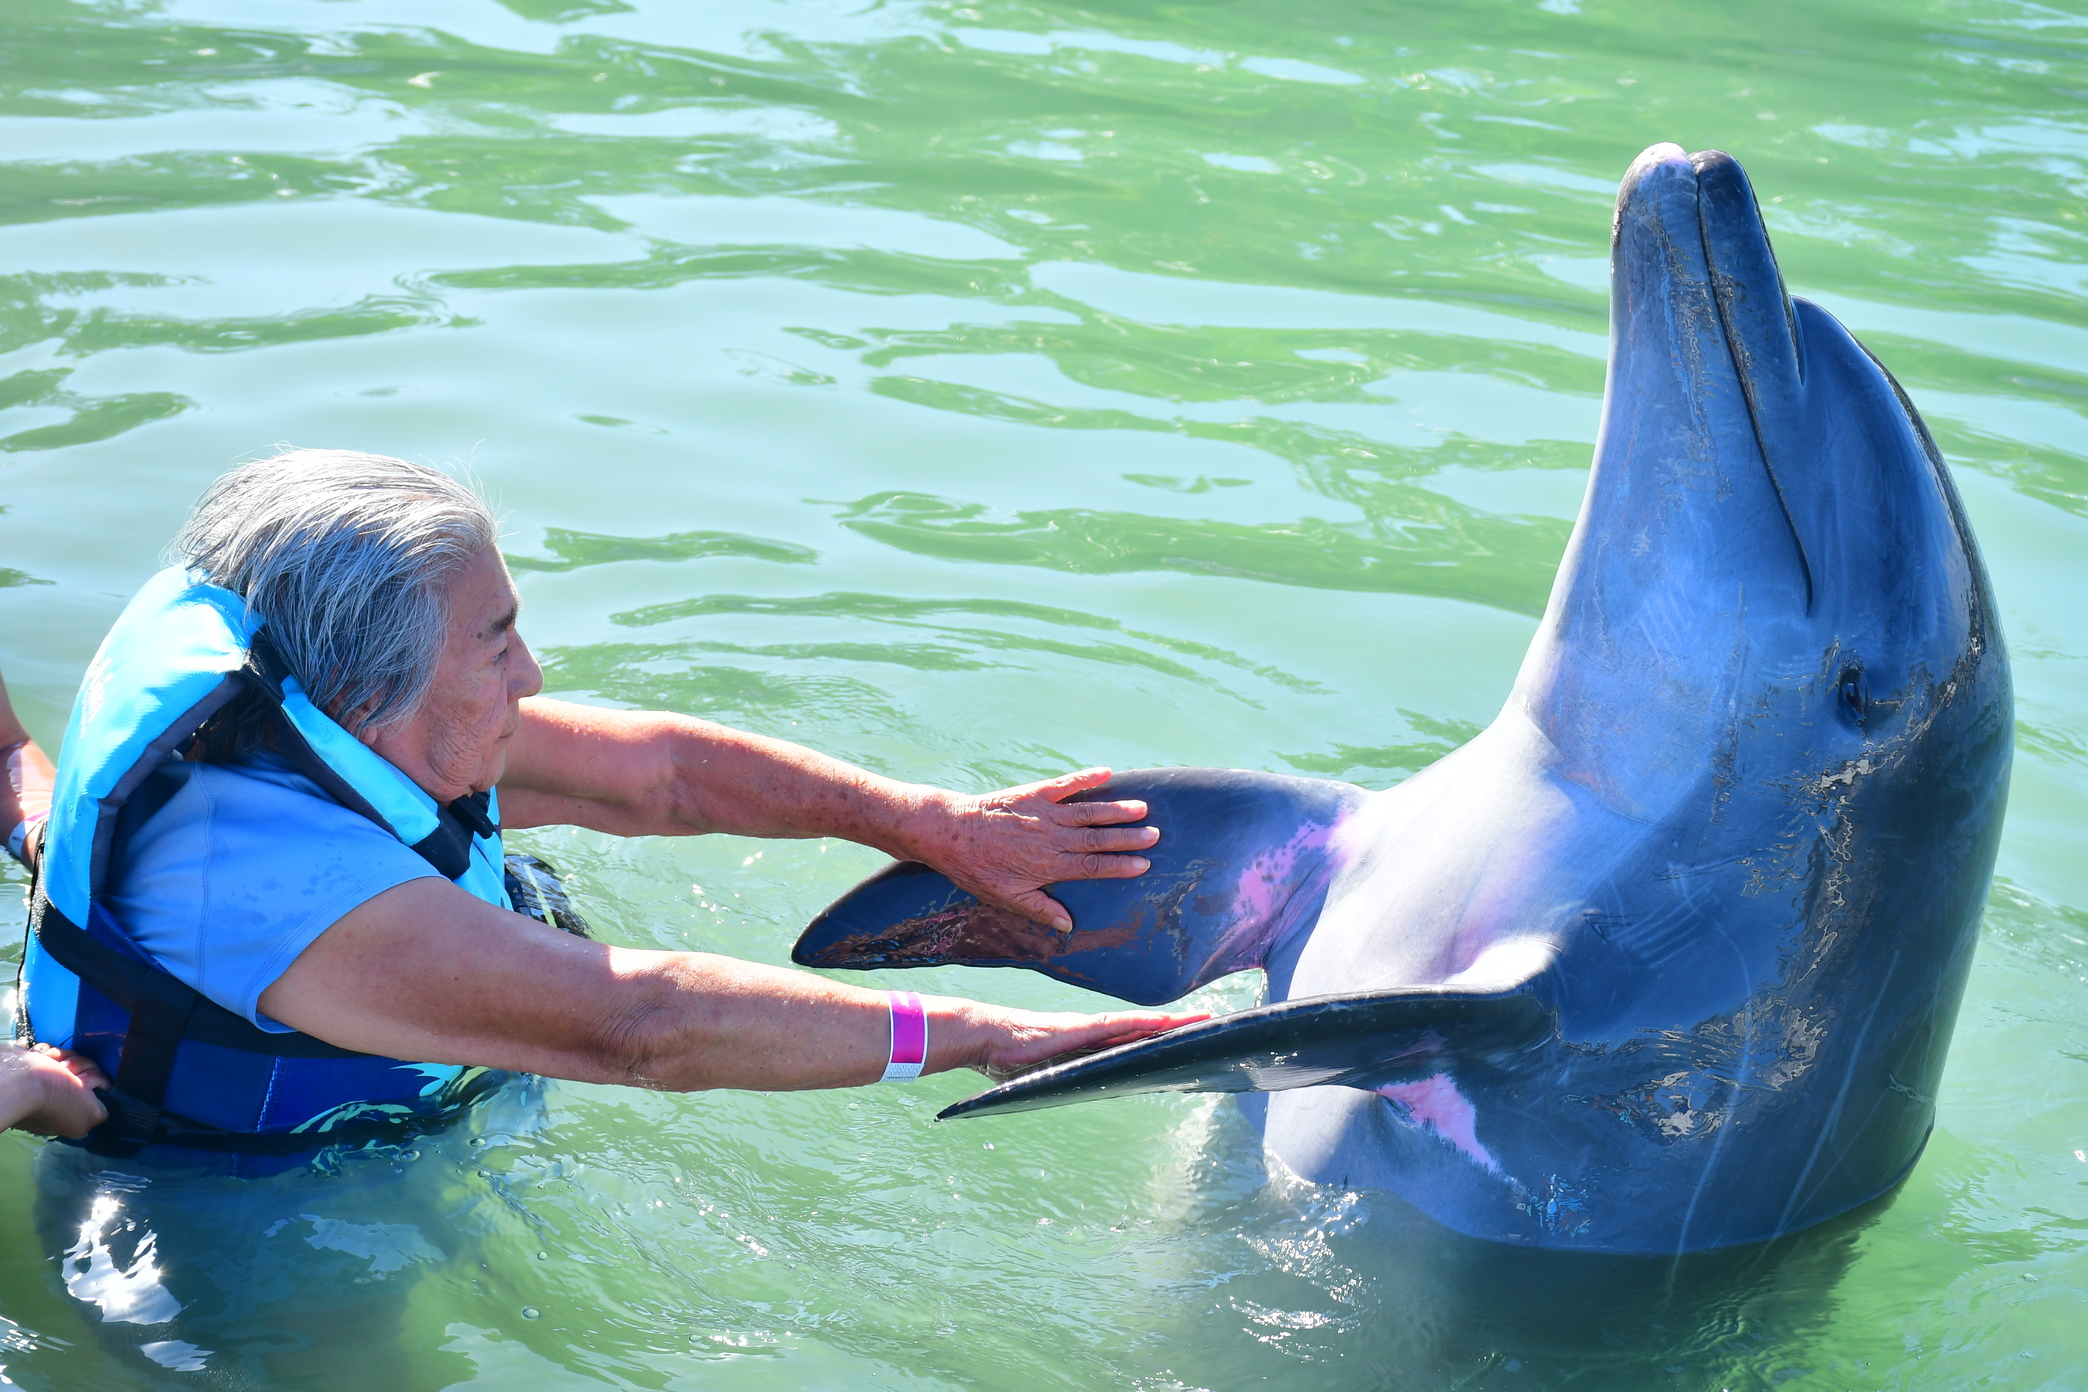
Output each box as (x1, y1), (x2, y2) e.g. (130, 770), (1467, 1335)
(791, 768), (1367, 1007)
(936, 988), (1554, 1120)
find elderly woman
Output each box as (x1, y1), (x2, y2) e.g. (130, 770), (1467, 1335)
(16, 449), (1195, 1159)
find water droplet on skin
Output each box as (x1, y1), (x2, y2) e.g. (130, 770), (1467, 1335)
(537, 1251), (549, 1261)
(522, 1307), (541, 1320)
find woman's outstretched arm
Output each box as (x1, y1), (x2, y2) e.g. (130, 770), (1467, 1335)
(260, 877), (1203, 1093)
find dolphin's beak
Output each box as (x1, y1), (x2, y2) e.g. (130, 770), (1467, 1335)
(1511, 145), (1822, 817)
(1692, 150), (1803, 405)
(1609, 145), (1969, 643)
(1603, 143), (1816, 611)
(1691, 149), (1815, 610)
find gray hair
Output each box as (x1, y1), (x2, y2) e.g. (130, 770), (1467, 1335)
(176, 449), (497, 734)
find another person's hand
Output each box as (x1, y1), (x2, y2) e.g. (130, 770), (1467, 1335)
(0, 1043), (109, 1137)
(903, 768), (1159, 932)
(1, 670), (55, 873)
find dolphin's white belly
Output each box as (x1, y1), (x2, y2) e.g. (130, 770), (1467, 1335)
(1284, 710), (1645, 1002)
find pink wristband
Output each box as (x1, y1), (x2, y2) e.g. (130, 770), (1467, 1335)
(881, 990), (926, 1083)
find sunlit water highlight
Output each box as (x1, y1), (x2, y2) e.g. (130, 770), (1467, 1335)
(1, 0), (2084, 1387)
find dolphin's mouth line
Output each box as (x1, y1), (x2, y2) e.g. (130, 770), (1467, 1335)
(1691, 152), (1817, 615)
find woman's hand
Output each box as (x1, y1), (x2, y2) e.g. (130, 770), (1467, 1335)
(0, 1044), (110, 1138)
(935, 999), (1208, 1081)
(901, 768), (1159, 932)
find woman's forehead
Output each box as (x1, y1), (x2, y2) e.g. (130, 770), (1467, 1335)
(451, 548), (519, 639)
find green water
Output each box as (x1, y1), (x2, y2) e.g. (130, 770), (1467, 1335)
(1, 0), (2084, 1385)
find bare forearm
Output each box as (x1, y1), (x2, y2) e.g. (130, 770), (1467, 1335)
(657, 722), (936, 851)
(603, 953), (998, 1092)
(498, 698), (1157, 932)
(259, 883), (1199, 1095)
(502, 701), (941, 854)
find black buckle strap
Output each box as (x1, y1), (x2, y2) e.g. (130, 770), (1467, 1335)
(30, 890), (371, 1060)
(90, 1089), (168, 1157)
(88, 964), (196, 1157)
(503, 853), (592, 939)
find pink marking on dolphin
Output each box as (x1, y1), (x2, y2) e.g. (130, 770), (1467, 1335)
(1377, 1074), (1501, 1174)
(1228, 820), (1336, 924)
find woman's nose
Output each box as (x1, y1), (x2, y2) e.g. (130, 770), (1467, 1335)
(511, 632), (545, 701)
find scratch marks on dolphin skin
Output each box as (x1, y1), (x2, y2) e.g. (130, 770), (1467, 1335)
(1537, 1175), (1593, 1239)
(1816, 756), (1877, 791)
(1567, 1067), (1730, 1141)
(1376, 1073), (1502, 1173)
(810, 897), (1143, 973)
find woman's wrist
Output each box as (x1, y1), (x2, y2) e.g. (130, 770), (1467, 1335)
(920, 996), (989, 1076)
(861, 780), (963, 867)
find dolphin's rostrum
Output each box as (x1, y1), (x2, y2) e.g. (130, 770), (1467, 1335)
(793, 144), (2012, 1254)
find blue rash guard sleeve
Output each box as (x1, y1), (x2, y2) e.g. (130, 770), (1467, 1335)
(101, 756), (443, 1032)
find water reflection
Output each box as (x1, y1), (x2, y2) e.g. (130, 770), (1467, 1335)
(1127, 1098), (1887, 1390)
(27, 1081), (551, 1386)
(62, 1185), (183, 1329)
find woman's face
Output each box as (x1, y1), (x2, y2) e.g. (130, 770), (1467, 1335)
(362, 546), (543, 801)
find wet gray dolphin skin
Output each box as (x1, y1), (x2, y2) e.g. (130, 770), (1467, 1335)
(793, 143), (2012, 1254)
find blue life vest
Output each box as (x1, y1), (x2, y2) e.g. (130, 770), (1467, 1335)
(19, 566), (585, 1158)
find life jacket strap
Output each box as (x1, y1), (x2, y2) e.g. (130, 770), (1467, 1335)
(123, 1096), (500, 1155)
(29, 888), (374, 1059)
(31, 856), (584, 1157)
(90, 966), (197, 1158)
(240, 639), (492, 881)
(238, 639), (396, 837)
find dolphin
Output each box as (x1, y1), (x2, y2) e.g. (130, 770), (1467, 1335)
(793, 144), (2012, 1253)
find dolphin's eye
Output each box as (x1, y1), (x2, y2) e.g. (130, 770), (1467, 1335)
(1837, 666), (1868, 723)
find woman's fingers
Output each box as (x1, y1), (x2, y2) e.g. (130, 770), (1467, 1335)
(1088, 1010), (1207, 1038)
(926, 767), (1166, 928)
(975, 1007), (1208, 1074)
(982, 847), (1151, 926)
(1014, 766), (1113, 801)
(1051, 797), (1149, 827)
(1070, 851), (1150, 879)
(1061, 823), (1158, 854)
(1007, 888), (1075, 934)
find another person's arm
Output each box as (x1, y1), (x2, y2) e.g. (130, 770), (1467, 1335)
(260, 877), (1201, 1092)
(0, 1044), (107, 1137)
(0, 672), (54, 873)
(498, 699), (1159, 933)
